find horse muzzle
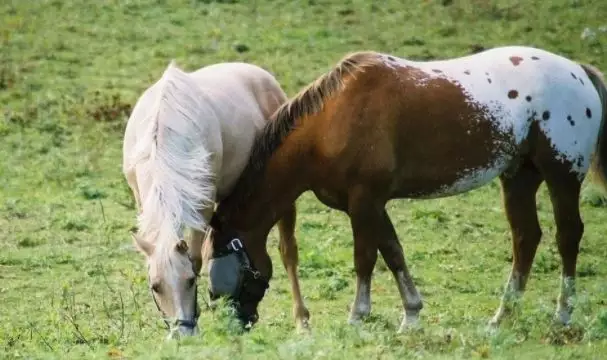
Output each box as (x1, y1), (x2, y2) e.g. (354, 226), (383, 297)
(207, 239), (269, 330)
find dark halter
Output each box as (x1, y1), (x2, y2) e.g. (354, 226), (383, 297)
(208, 237), (269, 327)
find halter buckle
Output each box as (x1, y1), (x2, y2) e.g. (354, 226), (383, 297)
(228, 238), (243, 252)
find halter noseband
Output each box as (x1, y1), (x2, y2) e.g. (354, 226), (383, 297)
(150, 284), (200, 330)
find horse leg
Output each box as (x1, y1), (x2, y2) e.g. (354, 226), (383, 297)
(347, 187), (380, 324)
(490, 163), (543, 326)
(376, 210), (423, 332)
(277, 203), (310, 331)
(541, 169), (583, 325)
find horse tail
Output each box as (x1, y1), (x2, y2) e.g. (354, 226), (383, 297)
(581, 63), (607, 192)
(134, 61), (214, 242)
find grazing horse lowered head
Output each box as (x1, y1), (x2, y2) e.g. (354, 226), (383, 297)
(207, 46), (607, 332)
(122, 60), (306, 337)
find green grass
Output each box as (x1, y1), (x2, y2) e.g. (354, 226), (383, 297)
(2, 0), (607, 359)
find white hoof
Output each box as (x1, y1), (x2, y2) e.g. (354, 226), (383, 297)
(397, 311), (421, 333)
(296, 319), (311, 334)
(555, 309), (572, 326)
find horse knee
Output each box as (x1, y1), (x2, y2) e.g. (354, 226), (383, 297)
(556, 219), (583, 254)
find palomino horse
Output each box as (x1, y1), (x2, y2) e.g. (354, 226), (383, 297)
(122, 61), (308, 337)
(207, 46), (607, 332)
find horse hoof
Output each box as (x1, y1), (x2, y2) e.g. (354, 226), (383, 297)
(485, 321), (500, 335)
(397, 322), (421, 334)
(397, 323), (421, 334)
(397, 310), (421, 333)
(347, 315), (364, 326)
(487, 315), (500, 327)
(296, 320), (311, 334)
(554, 311), (572, 326)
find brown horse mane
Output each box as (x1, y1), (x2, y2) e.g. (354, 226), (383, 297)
(219, 51), (385, 216)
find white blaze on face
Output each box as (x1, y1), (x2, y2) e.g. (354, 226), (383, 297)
(167, 257), (186, 321)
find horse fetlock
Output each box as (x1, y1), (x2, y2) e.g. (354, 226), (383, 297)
(488, 314), (501, 328)
(293, 304), (311, 327)
(348, 304), (371, 325)
(555, 291), (575, 324)
(555, 275), (576, 325)
(489, 305), (507, 327)
(491, 271), (526, 326)
(406, 297), (423, 312)
(490, 294), (523, 326)
(352, 304), (371, 318)
(294, 304), (310, 319)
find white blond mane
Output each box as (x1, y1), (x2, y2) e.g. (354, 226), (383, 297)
(131, 61), (215, 251)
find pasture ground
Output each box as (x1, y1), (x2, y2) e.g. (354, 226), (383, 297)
(1, 0), (607, 359)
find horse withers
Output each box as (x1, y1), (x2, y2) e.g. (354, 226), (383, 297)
(122, 61), (308, 338)
(206, 46), (607, 332)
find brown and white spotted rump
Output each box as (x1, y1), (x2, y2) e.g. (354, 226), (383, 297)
(378, 46), (602, 196)
(208, 46), (607, 332)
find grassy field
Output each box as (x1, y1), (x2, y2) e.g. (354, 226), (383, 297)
(2, 0), (607, 359)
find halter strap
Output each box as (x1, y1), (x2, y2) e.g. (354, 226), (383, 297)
(212, 238), (245, 257)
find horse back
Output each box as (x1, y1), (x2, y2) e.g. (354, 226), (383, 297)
(189, 62), (288, 198)
(309, 47), (603, 199)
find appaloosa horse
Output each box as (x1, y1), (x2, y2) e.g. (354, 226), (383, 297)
(122, 61), (308, 337)
(206, 46), (607, 332)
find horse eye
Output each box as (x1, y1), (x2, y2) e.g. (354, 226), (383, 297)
(151, 282), (162, 293)
(187, 277), (196, 288)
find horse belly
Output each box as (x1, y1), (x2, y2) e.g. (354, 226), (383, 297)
(413, 159), (510, 199)
(392, 126), (517, 199)
(390, 104), (524, 200)
(391, 89), (524, 199)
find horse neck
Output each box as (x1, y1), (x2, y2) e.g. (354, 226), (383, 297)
(222, 138), (309, 234)
(135, 111), (217, 246)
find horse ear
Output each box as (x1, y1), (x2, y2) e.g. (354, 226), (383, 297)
(175, 239), (189, 254)
(131, 231), (154, 256)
